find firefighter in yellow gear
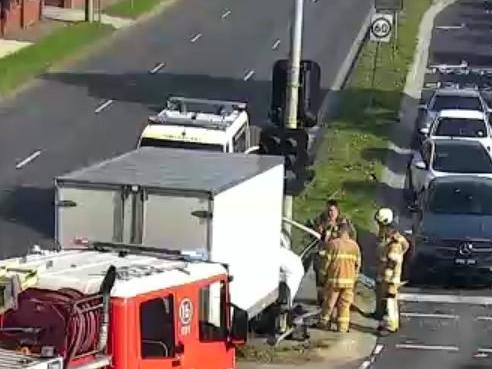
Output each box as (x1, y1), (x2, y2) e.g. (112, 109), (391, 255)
(318, 222), (361, 332)
(376, 222), (409, 334)
(313, 200), (357, 305)
(373, 207), (394, 319)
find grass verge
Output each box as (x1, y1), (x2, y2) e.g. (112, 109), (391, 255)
(0, 23), (113, 95)
(106, 0), (174, 19)
(237, 339), (332, 364)
(293, 0), (432, 248)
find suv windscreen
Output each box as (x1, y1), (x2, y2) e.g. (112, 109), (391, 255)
(427, 181), (492, 215)
(432, 95), (483, 111)
(139, 138), (223, 152)
(434, 118), (487, 138)
(432, 143), (492, 173)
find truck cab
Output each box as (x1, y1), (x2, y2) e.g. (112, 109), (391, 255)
(0, 245), (248, 369)
(137, 97), (253, 153)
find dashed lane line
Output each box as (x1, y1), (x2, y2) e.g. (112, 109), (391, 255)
(221, 10), (231, 19)
(243, 70), (255, 81)
(94, 99), (113, 114)
(476, 316), (492, 321)
(402, 312), (459, 319)
(149, 62), (166, 74)
(16, 150), (42, 169)
(396, 344), (459, 352)
(190, 33), (202, 43)
(399, 292), (492, 305)
(272, 39), (281, 50)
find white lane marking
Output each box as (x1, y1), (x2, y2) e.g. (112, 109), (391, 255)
(221, 10), (231, 19)
(272, 39), (281, 50)
(373, 344), (384, 355)
(478, 348), (492, 353)
(190, 33), (202, 43)
(477, 316), (492, 321)
(149, 62), (166, 74)
(94, 99), (113, 114)
(16, 150), (41, 169)
(436, 24), (465, 30)
(243, 70), (255, 81)
(399, 293), (492, 305)
(396, 344), (459, 351)
(402, 312), (458, 319)
(358, 361), (370, 369)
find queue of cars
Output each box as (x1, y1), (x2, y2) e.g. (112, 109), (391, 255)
(406, 82), (492, 285)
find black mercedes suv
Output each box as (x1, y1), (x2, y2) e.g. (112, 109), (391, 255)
(408, 175), (492, 286)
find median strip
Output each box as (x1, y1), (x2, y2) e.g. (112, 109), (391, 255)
(293, 0), (433, 248)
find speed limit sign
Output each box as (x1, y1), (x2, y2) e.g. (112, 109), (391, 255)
(370, 13), (394, 43)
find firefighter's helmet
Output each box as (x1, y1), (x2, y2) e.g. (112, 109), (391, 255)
(374, 208), (393, 225)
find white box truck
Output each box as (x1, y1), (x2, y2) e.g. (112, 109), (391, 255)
(54, 147), (285, 320)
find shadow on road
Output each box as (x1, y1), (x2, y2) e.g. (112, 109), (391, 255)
(0, 186), (54, 239)
(40, 71), (327, 126)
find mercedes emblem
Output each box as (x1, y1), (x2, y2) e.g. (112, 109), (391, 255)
(459, 242), (473, 256)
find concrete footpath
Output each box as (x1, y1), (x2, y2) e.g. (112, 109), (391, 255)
(43, 5), (134, 28)
(0, 39), (33, 58)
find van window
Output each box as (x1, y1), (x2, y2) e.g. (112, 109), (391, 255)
(199, 281), (226, 342)
(233, 127), (247, 153)
(140, 296), (175, 358)
(139, 138), (223, 152)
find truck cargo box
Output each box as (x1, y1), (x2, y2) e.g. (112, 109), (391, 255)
(55, 147), (285, 318)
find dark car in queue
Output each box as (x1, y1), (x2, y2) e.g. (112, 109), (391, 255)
(408, 175), (492, 286)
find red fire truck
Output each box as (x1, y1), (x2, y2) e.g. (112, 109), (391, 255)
(0, 242), (248, 369)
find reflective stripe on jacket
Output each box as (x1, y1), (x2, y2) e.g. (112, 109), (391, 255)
(324, 238), (361, 289)
(376, 234), (409, 285)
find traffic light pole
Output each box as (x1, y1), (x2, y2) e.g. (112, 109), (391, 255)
(283, 0), (304, 234)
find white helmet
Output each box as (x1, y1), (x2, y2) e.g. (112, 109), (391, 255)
(374, 208), (393, 225)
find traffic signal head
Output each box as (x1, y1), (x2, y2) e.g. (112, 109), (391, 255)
(258, 126), (315, 196)
(270, 59), (321, 128)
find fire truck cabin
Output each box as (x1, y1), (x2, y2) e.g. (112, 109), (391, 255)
(0, 247), (246, 369)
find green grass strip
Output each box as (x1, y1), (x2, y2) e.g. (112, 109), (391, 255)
(293, 0), (432, 251)
(0, 22), (113, 95)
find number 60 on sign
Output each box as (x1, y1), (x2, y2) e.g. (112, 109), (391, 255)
(370, 13), (394, 43)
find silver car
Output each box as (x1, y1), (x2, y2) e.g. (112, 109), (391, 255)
(416, 88), (491, 145)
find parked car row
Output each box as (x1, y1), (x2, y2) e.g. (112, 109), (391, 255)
(406, 82), (492, 286)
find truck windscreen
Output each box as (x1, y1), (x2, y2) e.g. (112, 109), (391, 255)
(139, 138), (223, 152)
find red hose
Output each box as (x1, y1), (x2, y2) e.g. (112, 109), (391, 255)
(40, 288), (101, 362)
(1, 288), (101, 364)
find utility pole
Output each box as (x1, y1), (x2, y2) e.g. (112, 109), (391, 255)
(86, 0), (94, 22)
(283, 0), (304, 234)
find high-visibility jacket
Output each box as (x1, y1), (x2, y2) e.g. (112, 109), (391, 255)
(315, 215), (355, 286)
(323, 237), (361, 289)
(376, 233), (409, 294)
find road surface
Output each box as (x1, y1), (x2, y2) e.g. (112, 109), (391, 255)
(0, 0), (371, 256)
(372, 1), (492, 368)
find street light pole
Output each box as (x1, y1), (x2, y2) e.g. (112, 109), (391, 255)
(283, 0), (304, 234)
